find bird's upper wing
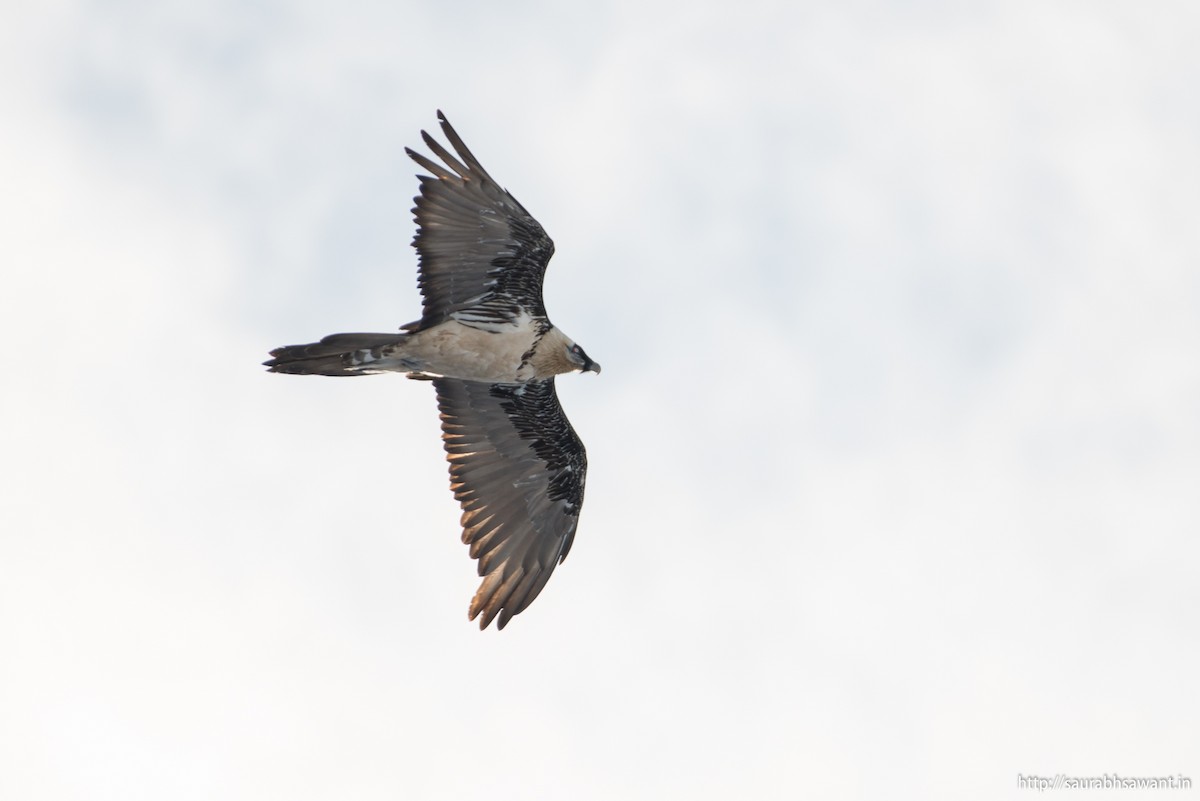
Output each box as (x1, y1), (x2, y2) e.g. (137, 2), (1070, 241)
(434, 377), (587, 629)
(406, 112), (555, 331)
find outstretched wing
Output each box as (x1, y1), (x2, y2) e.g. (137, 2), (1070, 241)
(434, 377), (587, 629)
(406, 112), (555, 331)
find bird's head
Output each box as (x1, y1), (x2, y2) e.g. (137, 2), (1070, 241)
(531, 328), (601, 378)
(567, 342), (601, 375)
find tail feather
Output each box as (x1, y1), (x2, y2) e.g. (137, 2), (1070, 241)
(264, 332), (406, 376)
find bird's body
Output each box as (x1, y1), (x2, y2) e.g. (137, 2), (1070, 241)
(266, 112), (599, 630)
(268, 315), (583, 383)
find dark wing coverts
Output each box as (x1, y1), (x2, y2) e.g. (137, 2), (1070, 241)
(434, 378), (586, 629)
(406, 112), (556, 330)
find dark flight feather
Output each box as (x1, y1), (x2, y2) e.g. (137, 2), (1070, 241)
(434, 377), (586, 629)
(405, 111), (556, 331)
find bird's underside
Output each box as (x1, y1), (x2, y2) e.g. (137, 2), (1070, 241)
(265, 111), (598, 629)
(265, 315), (574, 383)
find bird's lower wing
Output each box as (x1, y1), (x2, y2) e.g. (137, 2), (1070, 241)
(433, 378), (587, 629)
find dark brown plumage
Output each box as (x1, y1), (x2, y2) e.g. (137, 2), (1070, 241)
(266, 112), (599, 629)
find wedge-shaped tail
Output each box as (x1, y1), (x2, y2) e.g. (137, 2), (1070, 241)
(264, 333), (406, 376)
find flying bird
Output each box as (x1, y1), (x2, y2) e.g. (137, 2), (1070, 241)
(266, 112), (600, 630)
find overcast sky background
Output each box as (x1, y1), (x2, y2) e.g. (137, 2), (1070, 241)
(2, 1), (1198, 799)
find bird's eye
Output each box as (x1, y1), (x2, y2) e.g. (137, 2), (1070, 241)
(571, 345), (581, 354)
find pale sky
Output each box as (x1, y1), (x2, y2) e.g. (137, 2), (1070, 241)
(2, 1), (1198, 799)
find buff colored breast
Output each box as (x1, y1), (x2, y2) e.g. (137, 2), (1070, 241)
(391, 320), (538, 382)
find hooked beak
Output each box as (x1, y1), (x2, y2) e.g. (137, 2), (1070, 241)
(585, 359), (601, 375)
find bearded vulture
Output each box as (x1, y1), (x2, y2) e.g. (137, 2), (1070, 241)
(265, 112), (600, 630)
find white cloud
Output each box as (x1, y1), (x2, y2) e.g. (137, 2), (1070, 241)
(2, 1), (1198, 799)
